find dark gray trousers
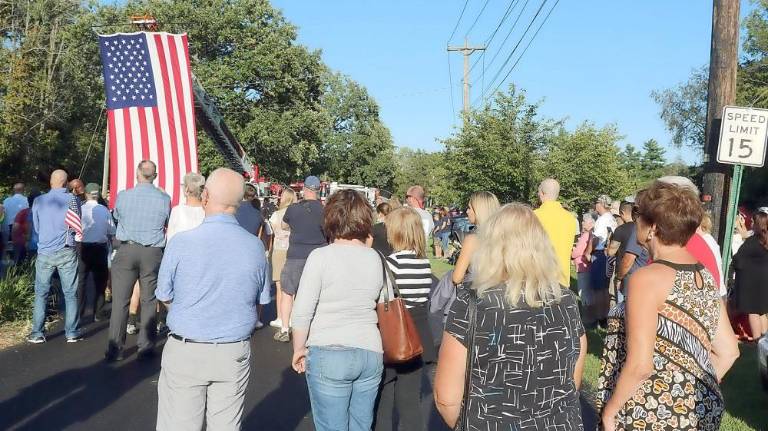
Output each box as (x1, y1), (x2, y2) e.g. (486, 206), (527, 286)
(107, 243), (163, 353)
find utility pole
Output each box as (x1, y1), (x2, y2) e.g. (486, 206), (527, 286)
(447, 38), (485, 114)
(702, 0), (739, 244)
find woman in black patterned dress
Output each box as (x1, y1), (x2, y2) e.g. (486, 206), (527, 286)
(434, 203), (588, 430)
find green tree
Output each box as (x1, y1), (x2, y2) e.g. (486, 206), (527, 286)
(0, 1), (104, 186)
(0, 0), (395, 190)
(650, 66), (708, 157)
(620, 144), (642, 172)
(319, 73), (396, 189)
(539, 123), (633, 212)
(393, 148), (457, 206)
(442, 86), (557, 205)
(640, 139), (666, 177)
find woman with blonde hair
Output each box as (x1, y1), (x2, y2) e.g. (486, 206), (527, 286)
(375, 207), (434, 431)
(435, 203), (587, 430)
(451, 191), (500, 285)
(268, 187), (297, 329)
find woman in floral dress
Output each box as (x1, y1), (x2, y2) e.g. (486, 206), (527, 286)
(597, 179), (740, 431)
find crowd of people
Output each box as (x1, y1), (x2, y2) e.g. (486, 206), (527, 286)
(2, 162), (768, 431)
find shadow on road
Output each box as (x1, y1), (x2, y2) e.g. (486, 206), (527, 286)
(0, 357), (159, 430)
(242, 366), (312, 431)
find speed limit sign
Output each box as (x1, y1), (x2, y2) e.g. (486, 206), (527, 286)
(717, 105), (768, 167)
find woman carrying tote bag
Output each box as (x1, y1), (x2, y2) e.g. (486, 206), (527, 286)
(434, 204), (587, 430)
(290, 190), (384, 431)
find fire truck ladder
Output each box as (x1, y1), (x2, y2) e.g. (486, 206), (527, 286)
(191, 75), (251, 174)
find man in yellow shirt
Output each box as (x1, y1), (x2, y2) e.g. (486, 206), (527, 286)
(534, 179), (578, 287)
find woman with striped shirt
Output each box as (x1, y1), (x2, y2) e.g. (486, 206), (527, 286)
(375, 207), (434, 431)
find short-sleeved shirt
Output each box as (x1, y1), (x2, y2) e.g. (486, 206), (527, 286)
(269, 208), (290, 251)
(593, 212), (617, 251)
(611, 221), (634, 263)
(3, 194), (28, 227)
(623, 228), (649, 280)
(687, 232), (726, 296)
(156, 214), (267, 342)
(446, 285), (585, 430)
(234, 201), (264, 237)
(113, 183), (170, 247)
(534, 201), (579, 286)
(12, 208), (31, 246)
(284, 200), (327, 259)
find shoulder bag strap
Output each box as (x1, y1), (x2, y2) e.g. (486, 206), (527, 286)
(377, 252), (400, 309)
(457, 287), (478, 430)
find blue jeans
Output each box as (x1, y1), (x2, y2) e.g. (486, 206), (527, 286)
(31, 248), (80, 338)
(438, 232), (450, 253)
(306, 346), (383, 431)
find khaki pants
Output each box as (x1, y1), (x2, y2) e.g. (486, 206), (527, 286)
(157, 336), (251, 431)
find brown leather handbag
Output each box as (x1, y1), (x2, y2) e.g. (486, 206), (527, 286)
(376, 252), (424, 364)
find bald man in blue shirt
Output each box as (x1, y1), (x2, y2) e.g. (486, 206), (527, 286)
(155, 168), (267, 431)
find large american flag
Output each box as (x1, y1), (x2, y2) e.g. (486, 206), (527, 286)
(98, 32), (198, 207)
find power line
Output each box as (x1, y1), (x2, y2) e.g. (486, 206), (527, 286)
(447, 0), (470, 43)
(476, 0), (532, 77)
(469, 0), (521, 74)
(477, 0), (549, 104)
(463, 0), (491, 38)
(448, 53), (457, 124)
(496, 0), (561, 90)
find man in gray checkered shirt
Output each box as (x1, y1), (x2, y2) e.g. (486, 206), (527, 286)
(105, 160), (170, 362)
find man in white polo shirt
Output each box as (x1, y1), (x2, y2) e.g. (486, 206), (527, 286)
(406, 185), (434, 243)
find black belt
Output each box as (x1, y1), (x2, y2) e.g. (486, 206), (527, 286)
(121, 240), (151, 247)
(169, 333), (249, 344)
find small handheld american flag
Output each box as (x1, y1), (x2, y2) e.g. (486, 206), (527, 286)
(98, 32), (198, 208)
(65, 196), (82, 245)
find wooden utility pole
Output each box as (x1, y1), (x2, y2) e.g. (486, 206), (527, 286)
(702, 0), (740, 243)
(447, 38), (485, 114)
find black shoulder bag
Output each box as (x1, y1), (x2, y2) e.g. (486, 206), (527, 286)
(454, 286), (478, 431)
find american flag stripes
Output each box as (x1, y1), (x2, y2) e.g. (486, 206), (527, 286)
(65, 196), (82, 246)
(98, 32), (198, 208)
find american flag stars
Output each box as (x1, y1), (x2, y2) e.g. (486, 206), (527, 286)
(99, 34), (158, 109)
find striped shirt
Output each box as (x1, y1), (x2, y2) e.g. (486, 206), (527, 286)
(386, 250), (433, 307)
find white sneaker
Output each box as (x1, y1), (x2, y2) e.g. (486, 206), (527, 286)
(126, 323), (138, 335)
(254, 321), (265, 330)
(269, 319), (282, 328)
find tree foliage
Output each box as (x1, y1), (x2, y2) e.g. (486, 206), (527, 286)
(540, 123), (633, 211)
(393, 148), (457, 206)
(650, 66), (707, 156)
(0, 0), (396, 188)
(320, 73), (395, 189)
(442, 87), (558, 205)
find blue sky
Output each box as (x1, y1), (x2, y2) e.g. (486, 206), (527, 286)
(272, 0), (755, 165)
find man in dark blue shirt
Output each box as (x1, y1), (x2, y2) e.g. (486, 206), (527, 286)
(274, 175), (327, 342)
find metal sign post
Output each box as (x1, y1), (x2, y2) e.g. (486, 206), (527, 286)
(721, 164), (743, 277)
(717, 105), (768, 276)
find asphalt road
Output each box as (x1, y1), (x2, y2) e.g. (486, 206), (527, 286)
(0, 304), (597, 431)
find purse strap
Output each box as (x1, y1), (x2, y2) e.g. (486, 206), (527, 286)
(377, 252), (400, 309)
(456, 286), (478, 430)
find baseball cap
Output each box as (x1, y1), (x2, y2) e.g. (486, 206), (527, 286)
(304, 176), (321, 191)
(85, 183), (100, 195)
